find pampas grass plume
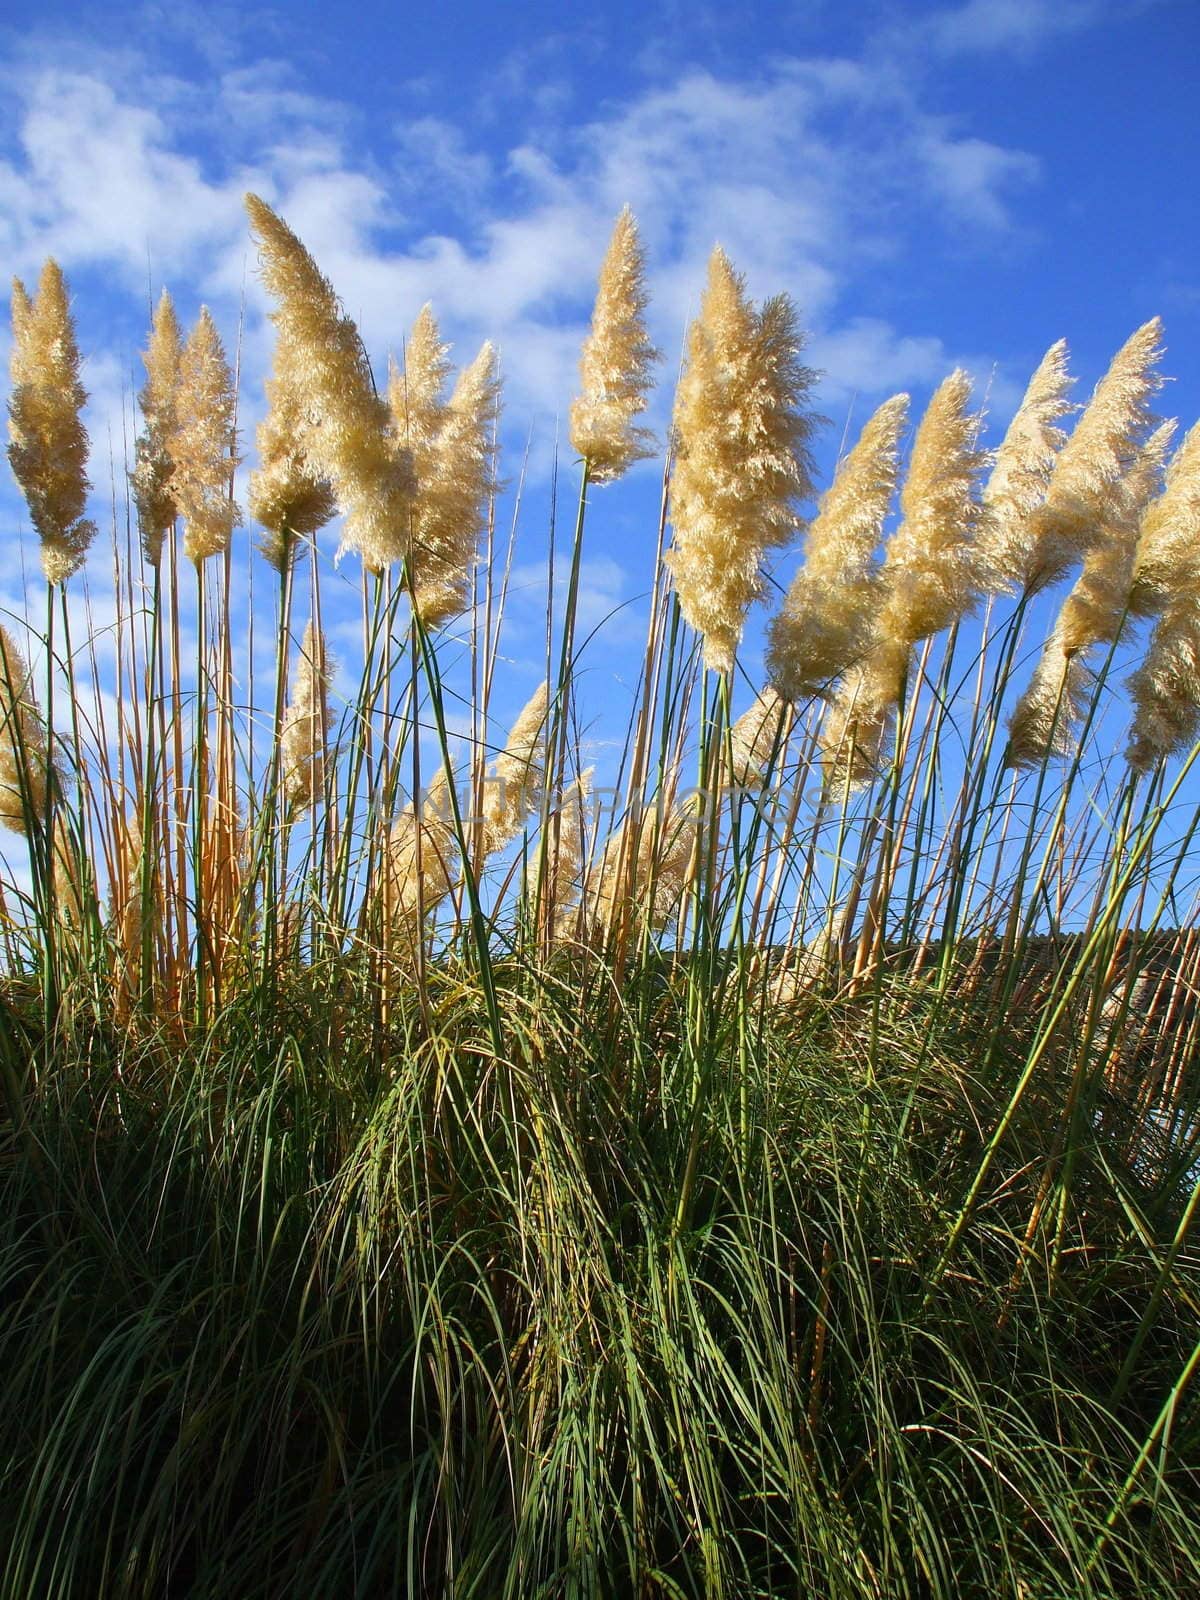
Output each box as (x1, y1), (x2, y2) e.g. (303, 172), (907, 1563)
(767, 393), (908, 702)
(249, 339), (336, 573)
(410, 338), (501, 629)
(484, 680), (549, 852)
(1023, 318), (1164, 593)
(7, 261), (95, 584)
(245, 193), (415, 572)
(569, 206), (659, 483)
(979, 339), (1074, 594)
(1008, 421), (1175, 768)
(131, 289), (182, 566)
(281, 621), (332, 814)
(666, 247), (818, 676)
(820, 372), (986, 787)
(0, 625), (49, 832)
(173, 307), (240, 563)
(1129, 418), (1200, 617)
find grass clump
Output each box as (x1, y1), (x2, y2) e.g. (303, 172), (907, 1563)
(1, 196), (1200, 1596)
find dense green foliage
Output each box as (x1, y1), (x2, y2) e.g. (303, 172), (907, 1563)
(3, 949), (1199, 1598)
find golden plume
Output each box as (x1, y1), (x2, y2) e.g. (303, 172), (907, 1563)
(245, 193), (415, 571)
(569, 206), (659, 483)
(821, 371), (988, 787)
(1023, 318), (1164, 593)
(412, 341), (501, 629)
(726, 688), (791, 786)
(0, 626), (49, 833)
(130, 289), (182, 565)
(483, 681), (549, 853)
(531, 767), (593, 934)
(1008, 422), (1175, 769)
(281, 621), (332, 814)
(1129, 418), (1200, 617)
(249, 334), (336, 572)
(1127, 604), (1200, 772)
(384, 764), (459, 936)
(7, 261), (95, 583)
(172, 307), (241, 563)
(767, 393), (908, 702)
(584, 785), (698, 937)
(978, 339), (1074, 593)
(666, 247), (818, 676)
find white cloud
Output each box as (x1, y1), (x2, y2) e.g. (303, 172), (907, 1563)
(0, 42), (1042, 428)
(918, 0), (1103, 56)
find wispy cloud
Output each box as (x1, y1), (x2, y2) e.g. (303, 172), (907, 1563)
(915, 0), (1105, 57)
(0, 39), (1043, 427)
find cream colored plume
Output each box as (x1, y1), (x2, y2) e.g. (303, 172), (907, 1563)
(569, 206), (659, 483)
(820, 637), (908, 790)
(530, 767), (593, 933)
(1129, 419), (1200, 617)
(483, 680), (548, 852)
(1008, 423), (1174, 769)
(0, 626), (49, 832)
(408, 339), (501, 629)
(978, 339), (1074, 593)
(281, 621), (332, 813)
(878, 369), (989, 647)
(249, 336), (336, 572)
(172, 308), (240, 563)
(727, 688), (790, 786)
(1023, 318), (1164, 593)
(767, 394), (908, 702)
(584, 789), (698, 936)
(1125, 420), (1200, 769)
(1006, 636), (1090, 768)
(1055, 420), (1174, 655)
(666, 247), (818, 676)
(7, 261), (96, 584)
(389, 304), (452, 442)
(245, 193), (415, 572)
(384, 764), (460, 933)
(1127, 603), (1200, 771)
(820, 372), (987, 788)
(130, 289), (182, 566)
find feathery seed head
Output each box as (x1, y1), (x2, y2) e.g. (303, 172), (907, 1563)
(1127, 602), (1200, 772)
(173, 307), (241, 563)
(7, 260), (95, 584)
(385, 764), (459, 931)
(880, 368), (989, 649)
(0, 626), (49, 832)
(767, 393), (908, 702)
(483, 680), (549, 852)
(534, 767), (593, 934)
(727, 688), (790, 785)
(1024, 317), (1164, 592)
(245, 193), (416, 572)
(819, 638), (908, 792)
(569, 206), (659, 483)
(1129, 418), (1200, 617)
(1055, 419), (1175, 657)
(390, 304), (452, 446)
(586, 788), (698, 936)
(979, 339), (1075, 593)
(131, 289), (183, 565)
(666, 247), (819, 676)
(1007, 636), (1090, 769)
(1007, 423), (1174, 770)
(281, 621), (332, 814)
(409, 339), (501, 629)
(248, 336), (336, 572)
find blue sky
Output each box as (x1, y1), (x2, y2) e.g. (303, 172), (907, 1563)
(1, 0), (1198, 903)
